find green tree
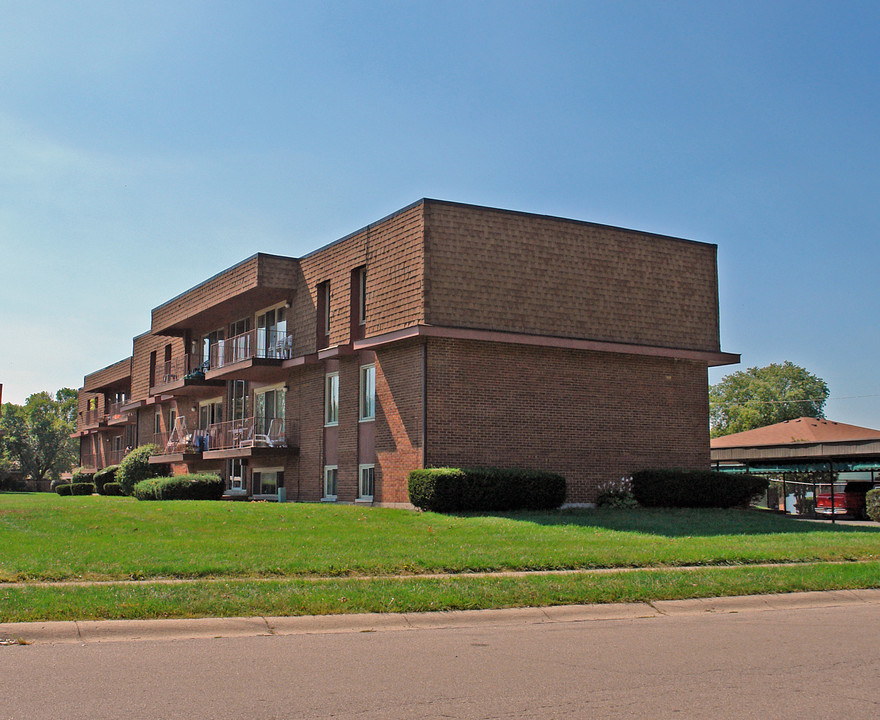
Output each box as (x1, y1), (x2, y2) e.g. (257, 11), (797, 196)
(710, 362), (830, 438)
(0, 389), (78, 484)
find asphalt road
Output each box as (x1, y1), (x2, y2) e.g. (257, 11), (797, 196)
(3, 595), (880, 719)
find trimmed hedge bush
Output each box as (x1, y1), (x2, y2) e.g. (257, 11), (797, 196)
(71, 469), (95, 485)
(630, 469), (768, 508)
(866, 488), (880, 522)
(94, 464), (120, 494)
(132, 473), (225, 501)
(117, 445), (169, 495)
(55, 483), (72, 496)
(70, 482), (96, 496)
(408, 467), (566, 512)
(101, 482), (124, 496)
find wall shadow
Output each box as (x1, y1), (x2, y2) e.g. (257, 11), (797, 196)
(452, 508), (880, 538)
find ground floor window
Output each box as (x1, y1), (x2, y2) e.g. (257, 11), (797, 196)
(358, 464), (375, 501)
(323, 466), (338, 500)
(253, 468), (283, 496)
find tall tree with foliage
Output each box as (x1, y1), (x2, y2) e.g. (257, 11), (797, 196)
(0, 389), (79, 483)
(710, 362), (829, 438)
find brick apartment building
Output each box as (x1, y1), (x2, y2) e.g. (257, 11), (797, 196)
(74, 199), (739, 505)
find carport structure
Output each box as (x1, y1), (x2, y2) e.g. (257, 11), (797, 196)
(710, 417), (880, 516)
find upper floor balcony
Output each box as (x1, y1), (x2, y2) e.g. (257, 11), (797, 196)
(105, 400), (136, 426)
(148, 415), (297, 464)
(149, 353), (225, 398)
(202, 416), (298, 460)
(204, 328), (294, 383)
(79, 408), (103, 430)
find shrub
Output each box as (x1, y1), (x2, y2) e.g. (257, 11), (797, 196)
(71, 468), (95, 485)
(94, 465), (120, 494)
(596, 476), (638, 509)
(55, 483), (72, 496)
(630, 469), (768, 509)
(866, 488), (880, 522)
(69, 482), (95, 496)
(408, 467), (566, 512)
(102, 482), (124, 497)
(132, 473), (225, 501)
(117, 445), (169, 495)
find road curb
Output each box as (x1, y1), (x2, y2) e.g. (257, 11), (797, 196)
(3, 589), (880, 645)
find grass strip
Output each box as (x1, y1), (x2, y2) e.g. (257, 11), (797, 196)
(3, 562), (879, 623)
(2, 495), (880, 582)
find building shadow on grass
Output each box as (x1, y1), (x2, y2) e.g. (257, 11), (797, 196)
(454, 508), (880, 538)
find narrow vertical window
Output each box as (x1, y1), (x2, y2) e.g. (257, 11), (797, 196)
(316, 281), (330, 348)
(323, 466), (338, 501)
(358, 464), (375, 501)
(149, 351), (157, 388)
(358, 266), (367, 326)
(359, 364), (375, 421)
(350, 266), (367, 340)
(325, 372), (339, 426)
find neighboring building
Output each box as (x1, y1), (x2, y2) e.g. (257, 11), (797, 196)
(711, 417), (880, 478)
(74, 199), (738, 505)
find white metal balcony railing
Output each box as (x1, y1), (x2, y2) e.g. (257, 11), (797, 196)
(209, 329), (293, 369)
(203, 416), (294, 452)
(152, 429), (206, 456)
(152, 417), (295, 455)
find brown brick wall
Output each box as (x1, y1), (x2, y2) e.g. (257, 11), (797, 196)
(423, 201), (720, 352)
(425, 338), (710, 504)
(295, 203), (425, 355)
(287, 363), (325, 501)
(374, 341), (424, 503)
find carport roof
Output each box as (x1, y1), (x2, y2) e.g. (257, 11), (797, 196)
(711, 417), (880, 472)
(711, 417), (880, 449)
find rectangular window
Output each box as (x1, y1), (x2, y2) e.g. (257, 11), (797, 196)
(359, 364), (375, 421)
(230, 380), (248, 421)
(323, 466), (338, 500)
(253, 468), (283, 496)
(325, 372), (339, 426)
(358, 464), (375, 501)
(227, 317), (251, 365)
(154, 411), (161, 436)
(255, 385), (286, 444)
(256, 305), (288, 359)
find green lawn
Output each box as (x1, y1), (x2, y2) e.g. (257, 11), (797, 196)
(2, 493), (879, 622)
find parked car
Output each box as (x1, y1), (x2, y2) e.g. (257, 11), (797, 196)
(815, 481), (874, 519)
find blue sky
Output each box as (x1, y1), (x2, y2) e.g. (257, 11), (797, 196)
(1, 1), (878, 426)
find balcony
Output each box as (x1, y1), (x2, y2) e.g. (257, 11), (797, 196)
(150, 354), (225, 397)
(202, 416), (298, 460)
(79, 409), (103, 430)
(80, 453), (98, 470)
(105, 401), (136, 426)
(149, 428), (207, 464)
(203, 329), (294, 383)
(105, 448), (131, 466)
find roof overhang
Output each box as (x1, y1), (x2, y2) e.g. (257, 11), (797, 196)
(151, 254), (299, 336)
(352, 324), (740, 366)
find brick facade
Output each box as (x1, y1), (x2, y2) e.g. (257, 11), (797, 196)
(76, 199), (736, 504)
